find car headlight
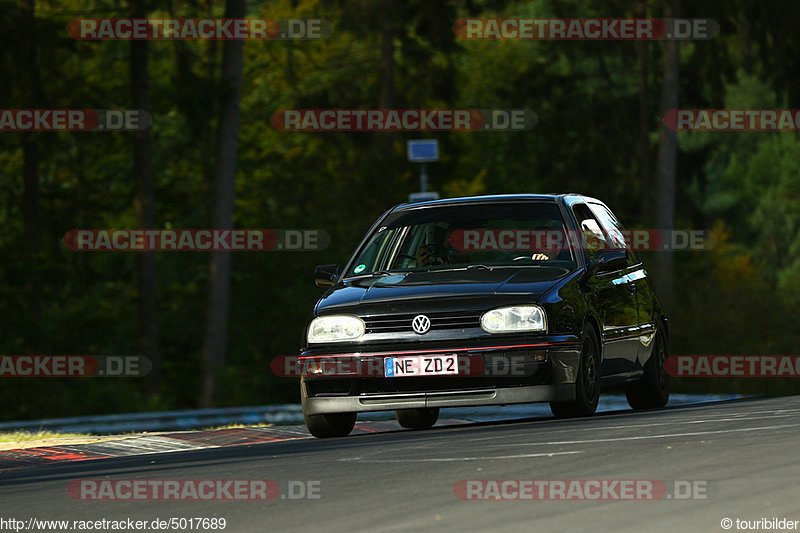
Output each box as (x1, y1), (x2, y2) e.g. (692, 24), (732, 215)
(480, 305), (546, 333)
(307, 315), (365, 343)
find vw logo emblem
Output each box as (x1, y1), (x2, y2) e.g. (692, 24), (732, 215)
(411, 315), (431, 335)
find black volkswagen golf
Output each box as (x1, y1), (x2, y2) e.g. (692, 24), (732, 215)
(300, 194), (669, 437)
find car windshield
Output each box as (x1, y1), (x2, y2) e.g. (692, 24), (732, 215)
(345, 201), (577, 277)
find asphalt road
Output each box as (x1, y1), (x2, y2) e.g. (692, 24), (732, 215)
(1, 396), (798, 533)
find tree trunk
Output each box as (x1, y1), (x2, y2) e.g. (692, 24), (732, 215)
(654, 0), (680, 316)
(130, 0), (160, 395)
(379, 5), (396, 109)
(21, 0), (42, 353)
(373, 1), (398, 201)
(199, 0), (246, 407)
(637, 0), (652, 223)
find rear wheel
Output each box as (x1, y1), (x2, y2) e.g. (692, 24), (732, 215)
(395, 408), (439, 429)
(301, 383), (356, 438)
(550, 326), (600, 418)
(626, 329), (670, 409)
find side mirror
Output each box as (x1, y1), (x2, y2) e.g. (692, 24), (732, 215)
(314, 264), (342, 287)
(588, 250), (628, 276)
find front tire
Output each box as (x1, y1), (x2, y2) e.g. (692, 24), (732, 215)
(395, 408), (439, 429)
(550, 326), (600, 418)
(626, 329), (670, 409)
(301, 382), (356, 438)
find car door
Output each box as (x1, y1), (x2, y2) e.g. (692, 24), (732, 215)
(572, 203), (639, 376)
(587, 202), (654, 370)
(588, 202), (657, 368)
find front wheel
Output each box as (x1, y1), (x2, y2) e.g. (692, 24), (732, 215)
(550, 326), (600, 418)
(395, 408), (439, 429)
(304, 412), (357, 438)
(625, 329), (670, 409)
(301, 382), (356, 438)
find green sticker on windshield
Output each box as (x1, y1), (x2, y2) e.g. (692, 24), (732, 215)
(354, 264), (366, 274)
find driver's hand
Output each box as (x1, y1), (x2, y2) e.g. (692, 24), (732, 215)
(531, 253), (550, 260)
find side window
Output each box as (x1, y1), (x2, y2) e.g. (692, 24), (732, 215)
(571, 203), (609, 262)
(588, 203), (640, 265)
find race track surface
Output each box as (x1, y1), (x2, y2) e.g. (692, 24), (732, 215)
(1, 396), (798, 533)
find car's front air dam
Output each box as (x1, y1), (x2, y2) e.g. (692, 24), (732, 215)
(301, 382), (576, 415)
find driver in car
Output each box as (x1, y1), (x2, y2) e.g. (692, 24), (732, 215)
(415, 225), (555, 266)
(416, 225), (468, 266)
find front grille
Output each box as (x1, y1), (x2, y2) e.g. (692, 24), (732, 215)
(363, 311), (481, 334)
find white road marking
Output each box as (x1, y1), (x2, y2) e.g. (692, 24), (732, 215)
(464, 412), (800, 442)
(477, 423), (800, 447)
(337, 450), (584, 463)
(539, 414), (793, 432)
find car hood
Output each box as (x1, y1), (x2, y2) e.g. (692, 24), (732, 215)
(315, 267), (569, 314)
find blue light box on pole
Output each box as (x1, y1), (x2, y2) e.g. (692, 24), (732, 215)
(407, 139), (439, 163)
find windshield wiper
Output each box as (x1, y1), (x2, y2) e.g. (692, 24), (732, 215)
(431, 264), (495, 273)
(346, 269), (397, 279)
(370, 270), (397, 276)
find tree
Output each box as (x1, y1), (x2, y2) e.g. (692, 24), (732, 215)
(654, 0), (680, 316)
(637, 0), (652, 223)
(130, 0), (160, 396)
(21, 0), (43, 353)
(200, 0), (246, 407)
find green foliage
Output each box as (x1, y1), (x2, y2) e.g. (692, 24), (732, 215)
(1, 0), (799, 420)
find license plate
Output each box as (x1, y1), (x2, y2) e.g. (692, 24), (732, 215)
(384, 355), (458, 377)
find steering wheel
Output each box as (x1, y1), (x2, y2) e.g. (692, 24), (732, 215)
(422, 243), (448, 266)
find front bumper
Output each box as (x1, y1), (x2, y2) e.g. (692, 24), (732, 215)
(300, 334), (580, 414)
(301, 382), (575, 415)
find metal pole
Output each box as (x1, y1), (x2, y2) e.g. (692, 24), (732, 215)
(420, 163), (428, 193)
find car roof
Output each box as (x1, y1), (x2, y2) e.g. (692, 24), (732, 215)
(392, 193), (604, 211)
